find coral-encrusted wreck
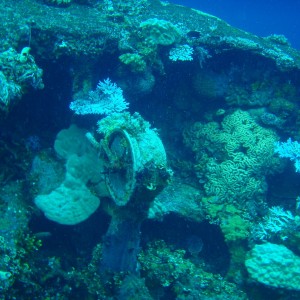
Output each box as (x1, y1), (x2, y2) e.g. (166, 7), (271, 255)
(1, 0), (300, 298)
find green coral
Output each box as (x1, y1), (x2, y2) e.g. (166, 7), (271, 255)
(138, 240), (247, 299)
(0, 233), (42, 293)
(138, 240), (194, 287)
(201, 198), (251, 242)
(97, 112), (151, 137)
(221, 214), (251, 241)
(119, 53), (147, 73)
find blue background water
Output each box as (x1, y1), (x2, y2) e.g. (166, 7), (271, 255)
(170, 0), (300, 49)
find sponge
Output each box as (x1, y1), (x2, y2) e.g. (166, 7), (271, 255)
(35, 175), (100, 225)
(34, 125), (103, 225)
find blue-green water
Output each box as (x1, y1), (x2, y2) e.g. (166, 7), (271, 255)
(171, 0), (300, 49)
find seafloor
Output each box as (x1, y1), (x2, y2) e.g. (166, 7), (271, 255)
(1, 0), (300, 299)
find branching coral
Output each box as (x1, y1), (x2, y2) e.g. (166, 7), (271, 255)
(70, 78), (129, 115)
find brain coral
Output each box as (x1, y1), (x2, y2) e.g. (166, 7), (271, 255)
(139, 18), (181, 46)
(184, 110), (281, 206)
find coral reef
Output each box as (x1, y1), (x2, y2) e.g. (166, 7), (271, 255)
(1, 0), (300, 299)
(139, 240), (247, 299)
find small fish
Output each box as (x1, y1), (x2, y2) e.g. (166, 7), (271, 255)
(186, 235), (203, 257)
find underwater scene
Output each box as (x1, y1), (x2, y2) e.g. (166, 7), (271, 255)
(1, 0), (300, 299)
